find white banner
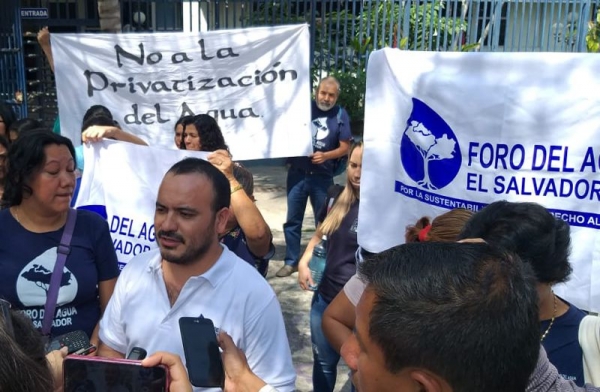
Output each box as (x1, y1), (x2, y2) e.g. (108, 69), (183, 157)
(75, 140), (209, 267)
(359, 49), (600, 312)
(52, 25), (312, 160)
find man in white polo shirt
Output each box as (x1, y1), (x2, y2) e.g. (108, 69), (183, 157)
(98, 157), (296, 391)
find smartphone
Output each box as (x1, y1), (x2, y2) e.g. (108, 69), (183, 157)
(127, 347), (148, 360)
(73, 344), (97, 356)
(63, 355), (168, 392)
(45, 330), (91, 354)
(179, 317), (225, 388)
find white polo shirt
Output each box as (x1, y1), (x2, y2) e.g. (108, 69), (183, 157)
(99, 246), (296, 392)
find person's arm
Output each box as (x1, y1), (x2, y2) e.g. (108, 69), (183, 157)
(321, 290), (356, 353)
(526, 346), (600, 392)
(82, 125), (148, 146)
(96, 262), (126, 359)
(37, 27), (54, 73)
(89, 277), (117, 349)
(97, 340), (126, 358)
(97, 289), (127, 358)
(208, 150), (272, 257)
(297, 228), (323, 291)
(311, 140), (351, 164)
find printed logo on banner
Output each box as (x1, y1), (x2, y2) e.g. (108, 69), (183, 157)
(400, 98), (462, 190)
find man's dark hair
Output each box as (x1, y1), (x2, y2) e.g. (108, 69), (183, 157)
(189, 114), (229, 152)
(359, 242), (539, 392)
(1, 130), (75, 208)
(167, 158), (230, 213)
(458, 200), (572, 284)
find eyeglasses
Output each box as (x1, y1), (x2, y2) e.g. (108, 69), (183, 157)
(0, 298), (14, 338)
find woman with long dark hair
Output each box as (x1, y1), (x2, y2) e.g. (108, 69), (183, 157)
(182, 114), (229, 152)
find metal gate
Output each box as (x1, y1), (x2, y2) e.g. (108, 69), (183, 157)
(2, 0), (599, 123)
(0, 0), (26, 119)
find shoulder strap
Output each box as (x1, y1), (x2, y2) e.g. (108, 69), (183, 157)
(336, 106), (343, 125)
(41, 209), (77, 336)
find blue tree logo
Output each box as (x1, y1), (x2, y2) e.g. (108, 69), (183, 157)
(400, 98), (462, 190)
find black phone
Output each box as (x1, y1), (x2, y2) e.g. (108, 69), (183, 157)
(45, 330), (91, 354)
(127, 346), (148, 360)
(63, 356), (168, 392)
(179, 317), (225, 388)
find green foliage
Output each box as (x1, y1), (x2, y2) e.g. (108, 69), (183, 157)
(327, 0), (468, 52)
(313, 0), (468, 125)
(407, 1), (467, 50)
(587, 11), (600, 53)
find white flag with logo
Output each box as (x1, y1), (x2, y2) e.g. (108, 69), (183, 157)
(359, 48), (600, 312)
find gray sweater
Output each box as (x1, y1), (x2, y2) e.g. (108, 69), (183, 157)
(527, 347), (599, 392)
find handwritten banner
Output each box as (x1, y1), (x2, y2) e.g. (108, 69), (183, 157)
(52, 25), (312, 160)
(359, 49), (600, 312)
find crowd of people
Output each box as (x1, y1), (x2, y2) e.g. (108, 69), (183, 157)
(0, 27), (599, 392)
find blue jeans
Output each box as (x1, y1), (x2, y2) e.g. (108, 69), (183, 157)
(310, 292), (340, 392)
(283, 167), (333, 266)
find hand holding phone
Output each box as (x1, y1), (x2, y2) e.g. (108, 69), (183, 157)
(45, 330), (91, 354)
(179, 317), (225, 388)
(142, 352), (192, 392)
(217, 331), (268, 392)
(47, 347), (69, 392)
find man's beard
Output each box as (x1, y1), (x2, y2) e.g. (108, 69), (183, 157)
(159, 230), (215, 266)
(316, 101), (335, 111)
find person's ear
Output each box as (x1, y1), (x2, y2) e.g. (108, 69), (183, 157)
(410, 369), (451, 392)
(215, 207), (230, 233)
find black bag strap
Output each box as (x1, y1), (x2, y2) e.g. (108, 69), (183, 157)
(41, 209), (77, 336)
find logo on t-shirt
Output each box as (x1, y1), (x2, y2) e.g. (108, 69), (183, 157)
(312, 117), (330, 150)
(16, 247), (78, 307)
(350, 218), (358, 234)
